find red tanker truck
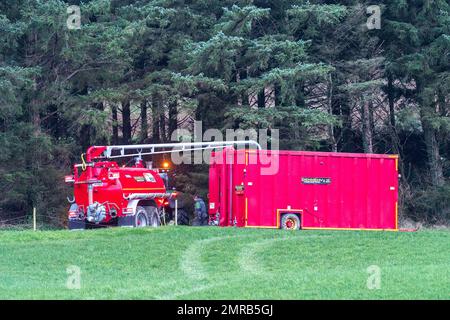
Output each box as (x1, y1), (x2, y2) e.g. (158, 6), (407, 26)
(65, 141), (258, 230)
(65, 145), (177, 229)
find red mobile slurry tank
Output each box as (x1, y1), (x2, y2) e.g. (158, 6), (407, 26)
(208, 148), (399, 231)
(64, 141), (259, 230)
(65, 145), (180, 230)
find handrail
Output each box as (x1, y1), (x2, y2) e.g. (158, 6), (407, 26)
(96, 140), (261, 159)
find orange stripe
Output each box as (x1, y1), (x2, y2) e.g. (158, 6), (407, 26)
(245, 207), (398, 232)
(245, 197), (248, 226)
(302, 227), (398, 232)
(395, 201), (399, 230)
(244, 225), (277, 229)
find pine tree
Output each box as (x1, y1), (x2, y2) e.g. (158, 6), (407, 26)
(381, 0), (450, 187)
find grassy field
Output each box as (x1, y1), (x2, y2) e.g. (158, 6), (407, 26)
(0, 226), (448, 299)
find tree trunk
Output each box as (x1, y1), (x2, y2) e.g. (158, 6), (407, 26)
(327, 74), (337, 152)
(32, 106), (41, 137)
(112, 105), (119, 145)
(387, 76), (400, 154)
(122, 100), (132, 144)
(417, 81), (444, 187)
(336, 94), (352, 152)
(92, 102), (107, 145)
(140, 100), (148, 143)
(160, 111), (166, 142)
(168, 100), (178, 137)
(151, 95), (160, 143)
(80, 124), (91, 151)
(236, 71), (242, 106)
(72, 86), (90, 149)
(421, 110), (444, 186)
(257, 89), (265, 109)
(361, 98), (374, 153)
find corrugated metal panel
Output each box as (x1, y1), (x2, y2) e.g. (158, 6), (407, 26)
(209, 149), (398, 231)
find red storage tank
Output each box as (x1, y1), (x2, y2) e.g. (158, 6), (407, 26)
(208, 148), (399, 231)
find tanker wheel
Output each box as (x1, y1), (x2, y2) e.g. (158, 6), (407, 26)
(147, 206), (161, 228)
(281, 214), (301, 230)
(176, 209), (189, 226)
(134, 207), (149, 228)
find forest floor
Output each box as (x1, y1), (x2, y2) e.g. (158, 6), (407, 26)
(0, 226), (448, 299)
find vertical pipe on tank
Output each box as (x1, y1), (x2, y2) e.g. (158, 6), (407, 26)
(228, 149), (233, 226)
(88, 184), (94, 205)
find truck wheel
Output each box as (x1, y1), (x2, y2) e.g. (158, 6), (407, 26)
(281, 214), (301, 230)
(147, 206), (160, 228)
(176, 209), (189, 225)
(135, 207), (149, 227)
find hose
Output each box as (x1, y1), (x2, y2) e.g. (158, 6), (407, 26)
(81, 153), (87, 171)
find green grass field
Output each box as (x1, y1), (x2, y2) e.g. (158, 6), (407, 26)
(0, 227), (448, 299)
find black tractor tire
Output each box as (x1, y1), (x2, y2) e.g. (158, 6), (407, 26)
(281, 213), (301, 230)
(134, 207), (149, 227)
(176, 209), (189, 226)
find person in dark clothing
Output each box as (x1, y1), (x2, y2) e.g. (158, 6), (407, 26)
(194, 195), (208, 226)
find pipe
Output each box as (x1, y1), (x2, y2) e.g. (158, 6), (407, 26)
(100, 140), (262, 159)
(228, 150), (233, 226)
(229, 161), (233, 226)
(123, 193), (175, 200)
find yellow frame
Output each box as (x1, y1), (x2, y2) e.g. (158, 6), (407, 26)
(242, 152), (399, 232)
(244, 201), (304, 229)
(244, 200), (398, 231)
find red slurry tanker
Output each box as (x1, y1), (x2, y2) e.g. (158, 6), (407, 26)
(65, 141), (258, 230)
(208, 148), (399, 231)
(65, 145), (175, 229)
(66, 141), (399, 231)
